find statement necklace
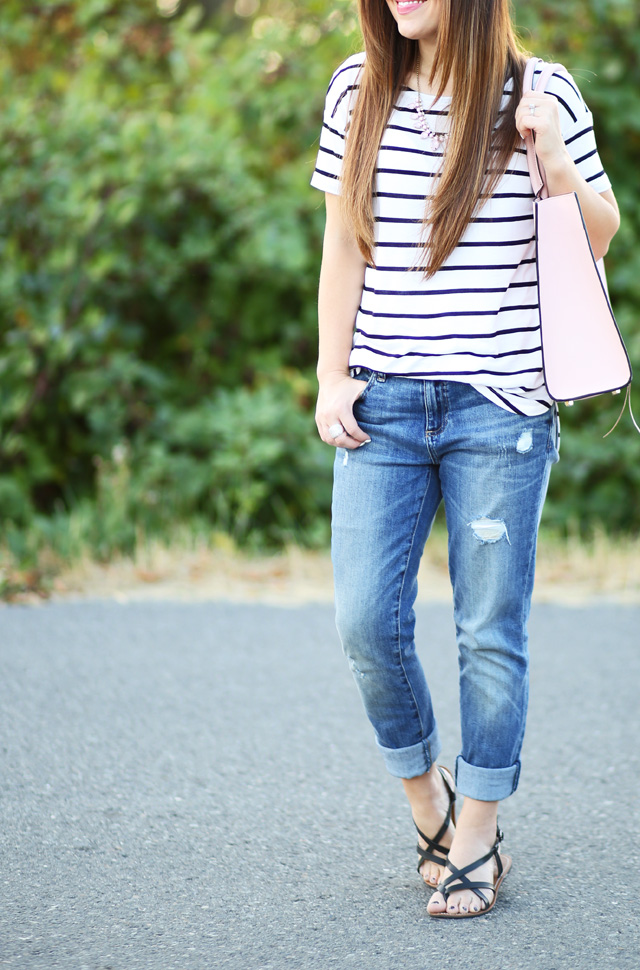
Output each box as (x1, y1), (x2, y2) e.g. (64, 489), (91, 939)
(410, 53), (449, 149)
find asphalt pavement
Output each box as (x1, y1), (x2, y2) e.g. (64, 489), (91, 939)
(1, 599), (639, 970)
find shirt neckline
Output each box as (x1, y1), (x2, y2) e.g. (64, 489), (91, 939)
(401, 85), (452, 103)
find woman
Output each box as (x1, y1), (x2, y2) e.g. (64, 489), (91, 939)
(311, 0), (618, 918)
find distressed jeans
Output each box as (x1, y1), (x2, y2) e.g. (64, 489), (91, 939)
(331, 373), (559, 801)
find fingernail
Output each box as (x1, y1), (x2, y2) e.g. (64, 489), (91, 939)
(358, 439), (372, 447)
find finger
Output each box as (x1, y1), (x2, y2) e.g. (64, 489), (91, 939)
(318, 426), (347, 447)
(519, 96), (556, 123)
(330, 425), (372, 449)
(516, 109), (540, 139)
(317, 415), (346, 444)
(339, 416), (371, 445)
(335, 430), (369, 451)
(323, 403), (372, 445)
(320, 428), (368, 450)
(518, 122), (537, 140)
(320, 419), (371, 450)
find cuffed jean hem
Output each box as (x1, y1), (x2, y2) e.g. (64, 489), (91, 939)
(455, 755), (521, 801)
(376, 726), (442, 779)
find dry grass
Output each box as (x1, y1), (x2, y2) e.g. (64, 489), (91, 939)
(533, 529), (640, 604)
(22, 527), (639, 607)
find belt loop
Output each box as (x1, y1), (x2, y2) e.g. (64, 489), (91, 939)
(376, 372), (386, 382)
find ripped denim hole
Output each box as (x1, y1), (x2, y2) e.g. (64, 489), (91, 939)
(516, 430), (533, 454)
(469, 516), (510, 545)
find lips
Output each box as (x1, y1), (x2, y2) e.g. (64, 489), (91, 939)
(396, 0), (427, 14)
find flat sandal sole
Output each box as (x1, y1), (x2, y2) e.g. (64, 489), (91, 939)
(428, 854), (512, 919)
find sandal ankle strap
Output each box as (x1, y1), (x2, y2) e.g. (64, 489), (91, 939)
(414, 766), (457, 872)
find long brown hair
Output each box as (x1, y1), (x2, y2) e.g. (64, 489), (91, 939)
(341, 0), (528, 276)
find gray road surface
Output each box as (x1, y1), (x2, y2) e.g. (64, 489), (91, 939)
(0, 599), (638, 970)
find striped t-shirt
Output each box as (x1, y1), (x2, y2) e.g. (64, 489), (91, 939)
(311, 53), (612, 415)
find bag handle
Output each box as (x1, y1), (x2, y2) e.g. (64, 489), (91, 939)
(522, 57), (562, 201)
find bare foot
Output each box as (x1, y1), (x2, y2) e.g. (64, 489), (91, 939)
(427, 799), (501, 916)
(402, 766), (455, 888)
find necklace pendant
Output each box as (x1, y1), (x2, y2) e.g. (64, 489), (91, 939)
(412, 101), (447, 145)
(412, 54), (448, 149)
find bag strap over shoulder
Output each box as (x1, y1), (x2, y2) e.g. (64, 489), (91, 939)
(522, 57), (563, 201)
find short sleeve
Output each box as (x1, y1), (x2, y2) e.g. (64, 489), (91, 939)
(310, 54), (365, 196)
(540, 64), (612, 194)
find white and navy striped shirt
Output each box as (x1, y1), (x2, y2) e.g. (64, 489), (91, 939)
(311, 53), (612, 415)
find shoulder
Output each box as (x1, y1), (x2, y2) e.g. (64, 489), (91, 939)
(534, 61), (592, 125)
(323, 52), (366, 116)
(326, 52), (366, 95)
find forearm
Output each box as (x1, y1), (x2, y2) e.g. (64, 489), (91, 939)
(317, 195), (366, 382)
(543, 151), (620, 261)
(517, 89), (620, 261)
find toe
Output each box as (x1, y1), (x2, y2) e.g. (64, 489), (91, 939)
(470, 890), (492, 914)
(446, 895), (461, 915)
(419, 860), (444, 886)
(427, 890), (447, 914)
(458, 891), (475, 915)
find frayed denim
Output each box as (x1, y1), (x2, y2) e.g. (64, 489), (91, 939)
(331, 374), (559, 802)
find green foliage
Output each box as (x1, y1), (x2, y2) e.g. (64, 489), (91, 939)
(0, 0), (351, 556)
(88, 376), (333, 554)
(0, 0), (639, 574)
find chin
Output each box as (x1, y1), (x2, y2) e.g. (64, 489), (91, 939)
(386, 0), (441, 41)
(396, 23), (427, 40)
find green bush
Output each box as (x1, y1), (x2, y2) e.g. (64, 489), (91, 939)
(0, 0), (639, 571)
(92, 376), (333, 554)
(0, 0), (348, 554)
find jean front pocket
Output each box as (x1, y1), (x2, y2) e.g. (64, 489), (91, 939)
(351, 368), (378, 404)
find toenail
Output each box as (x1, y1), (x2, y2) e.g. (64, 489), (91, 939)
(462, 906), (468, 912)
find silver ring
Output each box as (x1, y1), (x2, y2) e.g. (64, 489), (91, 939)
(328, 422), (344, 439)
(529, 103), (537, 116)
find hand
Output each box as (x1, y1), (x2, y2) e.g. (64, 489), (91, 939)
(516, 91), (571, 172)
(315, 373), (372, 450)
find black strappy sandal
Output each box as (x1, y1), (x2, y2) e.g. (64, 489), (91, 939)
(429, 828), (512, 919)
(414, 765), (456, 881)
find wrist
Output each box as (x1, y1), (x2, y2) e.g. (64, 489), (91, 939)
(317, 366), (351, 385)
(541, 147), (575, 188)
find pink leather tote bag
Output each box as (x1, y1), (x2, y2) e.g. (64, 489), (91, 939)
(523, 57), (632, 404)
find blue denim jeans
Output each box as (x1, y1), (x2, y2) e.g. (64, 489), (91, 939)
(331, 373), (559, 802)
